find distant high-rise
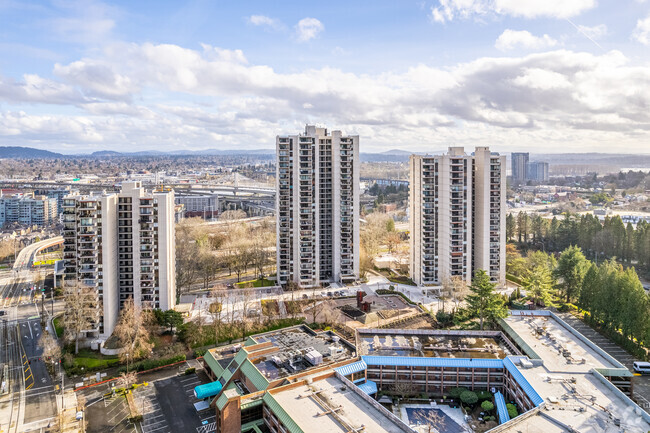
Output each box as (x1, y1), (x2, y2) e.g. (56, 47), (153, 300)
(511, 152), (529, 183)
(62, 181), (176, 339)
(276, 125), (359, 288)
(526, 161), (549, 183)
(409, 147), (505, 286)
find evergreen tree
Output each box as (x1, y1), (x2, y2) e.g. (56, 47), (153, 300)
(554, 246), (589, 302)
(523, 266), (553, 306)
(466, 270), (507, 330)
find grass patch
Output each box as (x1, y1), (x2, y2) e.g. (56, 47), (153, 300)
(236, 278), (275, 288)
(66, 349), (120, 374)
(53, 316), (64, 338)
(377, 268), (416, 286)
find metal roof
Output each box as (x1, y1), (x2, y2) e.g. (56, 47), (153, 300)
(494, 391), (510, 424)
(362, 356), (504, 370)
(240, 359), (270, 391)
(503, 357), (544, 406)
(334, 360), (367, 377)
(262, 393), (305, 433)
(203, 350), (225, 378)
(356, 380), (378, 395)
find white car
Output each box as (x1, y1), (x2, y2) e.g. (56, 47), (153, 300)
(633, 361), (650, 374)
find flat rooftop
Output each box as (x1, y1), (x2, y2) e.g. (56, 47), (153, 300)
(357, 329), (516, 359)
(504, 315), (618, 371)
(270, 375), (411, 433)
(513, 367), (650, 432)
(501, 314), (650, 433)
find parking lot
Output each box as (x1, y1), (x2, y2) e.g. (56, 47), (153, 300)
(82, 362), (217, 433)
(559, 313), (650, 411)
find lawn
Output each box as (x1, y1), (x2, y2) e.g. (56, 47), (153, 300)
(236, 278), (275, 288)
(70, 349), (120, 371)
(53, 316), (64, 338)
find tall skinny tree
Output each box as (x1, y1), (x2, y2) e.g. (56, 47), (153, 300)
(62, 284), (99, 354)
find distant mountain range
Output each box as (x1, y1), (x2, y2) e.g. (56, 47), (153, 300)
(0, 146), (63, 159)
(1, 146), (650, 167)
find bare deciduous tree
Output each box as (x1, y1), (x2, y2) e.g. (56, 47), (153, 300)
(113, 298), (153, 363)
(39, 331), (61, 364)
(62, 283), (98, 354)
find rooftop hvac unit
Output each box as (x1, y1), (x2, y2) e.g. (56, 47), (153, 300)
(304, 350), (323, 366)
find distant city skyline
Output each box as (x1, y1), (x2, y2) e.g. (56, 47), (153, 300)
(1, 1), (650, 154)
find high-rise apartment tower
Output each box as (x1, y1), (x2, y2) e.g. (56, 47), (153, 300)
(276, 125), (359, 288)
(62, 182), (176, 339)
(409, 147), (506, 286)
(511, 152), (529, 183)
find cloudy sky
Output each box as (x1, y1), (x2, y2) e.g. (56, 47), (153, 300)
(1, 0), (650, 154)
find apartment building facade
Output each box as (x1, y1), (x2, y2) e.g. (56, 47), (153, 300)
(409, 147), (506, 286)
(62, 181), (176, 339)
(276, 125), (359, 288)
(0, 193), (58, 227)
(511, 152), (529, 183)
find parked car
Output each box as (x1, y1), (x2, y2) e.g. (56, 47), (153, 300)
(633, 361), (650, 374)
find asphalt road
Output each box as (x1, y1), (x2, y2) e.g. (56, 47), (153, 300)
(0, 275), (60, 432)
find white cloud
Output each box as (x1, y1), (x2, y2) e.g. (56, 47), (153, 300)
(295, 17), (324, 42)
(431, 0), (595, 23)
(632, 15), (650, 45)
(495, 30), (558, 51)
(2, 43), (650, 153)
(248, 15), (283, 30)
(576, 24), (608, 40)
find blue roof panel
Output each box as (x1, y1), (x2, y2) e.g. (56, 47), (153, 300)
(494, 391), (510, 423)
(357, 380), (378, 395)
(503, 357), (544, 406)
(334, 360), (367, 377)
(362, 356), (503, 370)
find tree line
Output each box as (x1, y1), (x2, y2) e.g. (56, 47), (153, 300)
(507, 212), (650, 274)
(508, 243), (650, 358)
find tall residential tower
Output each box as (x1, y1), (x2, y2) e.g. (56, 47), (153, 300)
(409, 147), (506, 286)
(276, 125), (359, 288)
(62, 182), (176, 339)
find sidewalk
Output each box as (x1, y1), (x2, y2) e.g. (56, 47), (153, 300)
(59, 389), (82, 433)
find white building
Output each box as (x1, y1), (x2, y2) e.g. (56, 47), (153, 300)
(0, 193), (58, 227)
(409, 147), (505, 286)
(62, 181), (176, 339)
(276, 125), (360, 288)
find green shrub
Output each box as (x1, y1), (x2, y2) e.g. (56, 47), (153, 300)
(484, 415), (495, 421)
(435, 310), (453, 326)
(477, 390), (492, 401)
(506, 403), (518, 418)
(460, 390), (478, 405)
(184, 367), (196, 375)
(448, 387), (467, 399)
(117, 354), (186, 374)
(481, 400), (494, 412)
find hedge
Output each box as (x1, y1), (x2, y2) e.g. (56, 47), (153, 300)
(506, 273), (523, 285)
(375, 289), (415, 305)
(117, 354), (186, 373)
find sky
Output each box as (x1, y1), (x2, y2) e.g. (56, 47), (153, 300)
(1, 0), (650, 154)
